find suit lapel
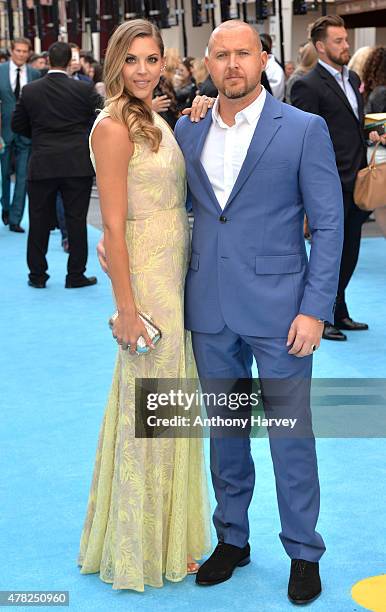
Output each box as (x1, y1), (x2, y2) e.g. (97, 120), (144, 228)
(1, 62), (14, 96)
(192, 94), (283, 213)
(193, 111), (223, 213)
(224, 93), (282, 210)
(316, 63), (358, 122)
(349, 71), (363, 121)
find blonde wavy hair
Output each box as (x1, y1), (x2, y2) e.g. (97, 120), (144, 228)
(163, 47), (180, 82)
(103, 19), (164, 152)
(295, 42), (318, 74)
(348, 46), (373, 81)
(192, 58), (208, 86)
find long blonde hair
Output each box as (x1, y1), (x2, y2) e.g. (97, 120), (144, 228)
(103, 19), (164, 152)
(164, 47), (180, 83)
(192, 58), (208, 86)
(348, 46), (373, 81)
(295, 42), (318, 75)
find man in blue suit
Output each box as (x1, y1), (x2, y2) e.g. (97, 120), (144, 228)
(175, 21), (343, 604)
(0, 38), (40, 231)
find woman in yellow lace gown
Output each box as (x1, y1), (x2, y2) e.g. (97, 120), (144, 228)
(77, 20), (211, 591)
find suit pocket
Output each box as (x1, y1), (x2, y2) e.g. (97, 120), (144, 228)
(256, 162), (290, 170)
(189, 252), (200, 271)
(255, 254), (303, 275)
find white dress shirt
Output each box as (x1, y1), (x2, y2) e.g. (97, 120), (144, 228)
(265, 55), (285, 101)
(201, 86), (267, 210)
(318, 59), (359, 119)
(9, 60), (28, 92)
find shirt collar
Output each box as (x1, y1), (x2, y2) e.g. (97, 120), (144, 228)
(10, 59), (26, 72)
(212, 85), (266, 128)
(318, 59), (349, 81)
(47, 69), (69, 76)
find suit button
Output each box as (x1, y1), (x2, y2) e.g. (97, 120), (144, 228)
(219, 215), (227, 223)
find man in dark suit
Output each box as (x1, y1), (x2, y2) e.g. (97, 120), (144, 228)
(0, 38), (40, 232)
(12, 42), (101, 289)
(291, 15), (369, 341)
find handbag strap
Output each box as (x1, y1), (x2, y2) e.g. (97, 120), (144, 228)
(369, 141), (382, 168)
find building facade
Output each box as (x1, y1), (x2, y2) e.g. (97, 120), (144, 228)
(1, 0), (385, 63)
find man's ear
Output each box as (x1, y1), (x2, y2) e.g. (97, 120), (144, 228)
(261, 50), (268, 71)
(315, 40), (324, 56)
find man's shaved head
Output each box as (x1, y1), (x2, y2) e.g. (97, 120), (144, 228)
(208, 20), (262, 55)
(205, 19), (267, 102)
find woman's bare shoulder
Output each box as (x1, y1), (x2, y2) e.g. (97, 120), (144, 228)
(93, 115), (129, 141)
(92, 115), (133, 161)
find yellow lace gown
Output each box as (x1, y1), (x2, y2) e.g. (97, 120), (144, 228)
(77, 109), (211, 591)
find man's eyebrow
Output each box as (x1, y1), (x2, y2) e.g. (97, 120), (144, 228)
(214, 48), (252, 52)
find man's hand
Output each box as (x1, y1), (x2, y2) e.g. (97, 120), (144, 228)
(287, 314), (324, 357)
(182, 95), (215, 122)
(152, 95), (171, 113)
(97, 234), (109, 276)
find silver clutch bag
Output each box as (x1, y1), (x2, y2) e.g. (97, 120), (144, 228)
(108, 311), (162, 354)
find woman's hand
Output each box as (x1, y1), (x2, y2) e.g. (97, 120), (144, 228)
(152, 95), (171, 113)
(303, 215), (311, 241)
(182, 95), (215, 122)
(369, 130), (386, 146)
(112, 311), (155, 355)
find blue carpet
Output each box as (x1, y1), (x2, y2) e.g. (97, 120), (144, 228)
(1, 219), (385, 612)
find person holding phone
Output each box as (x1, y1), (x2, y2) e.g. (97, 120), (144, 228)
(68, 44), (92, 82)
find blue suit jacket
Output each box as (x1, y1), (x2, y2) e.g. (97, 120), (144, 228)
(175, 93), (344, 337)
(0, 62), (40, 144)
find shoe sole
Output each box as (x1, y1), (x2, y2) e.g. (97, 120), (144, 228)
(195, 556), (250, 586)
(322, 335), (347, 341)
(335, 326), (369, 331)
(287, 590), (321, 605)
(65, 283), (97, 288)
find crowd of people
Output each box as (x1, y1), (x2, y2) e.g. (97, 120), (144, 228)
(1, 21), (385, 328)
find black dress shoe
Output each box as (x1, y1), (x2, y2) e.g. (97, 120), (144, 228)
(65, 275), (97, 288)
(335, 317), (369, 331)
(196, 542), (250, 586)
(2, 210), (9, 225)
(9, 224), (25, 233)
(28, 279), (46, 289)
(288, 559), (321, 605)
(322, 322), (347, 341)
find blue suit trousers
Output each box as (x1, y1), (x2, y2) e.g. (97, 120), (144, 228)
(1, 137), (30, 225)
(192, 325), (326, 562)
